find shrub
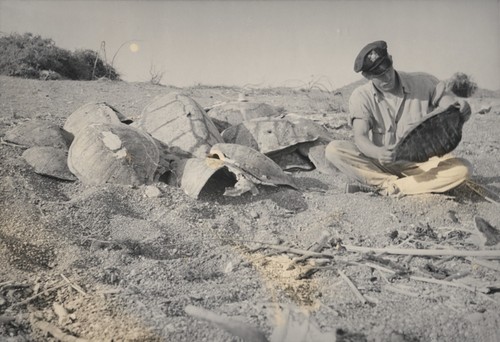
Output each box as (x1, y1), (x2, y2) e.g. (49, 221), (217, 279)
(0, 32), (120, 80)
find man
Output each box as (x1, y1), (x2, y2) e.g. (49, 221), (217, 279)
(325, 40), (472, 196)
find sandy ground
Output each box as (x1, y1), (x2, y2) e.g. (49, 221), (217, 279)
(1, 75), (500, 342)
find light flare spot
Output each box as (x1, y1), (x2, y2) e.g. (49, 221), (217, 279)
(129, 43), (140, 53)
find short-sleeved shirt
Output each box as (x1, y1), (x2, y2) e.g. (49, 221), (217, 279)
(348, 71), (440, 147)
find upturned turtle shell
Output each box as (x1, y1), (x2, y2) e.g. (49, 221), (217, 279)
(394, 105), (465, 163)
(221, 117), (334, 156)
(168, 158), (226, 198)
(22, 146), (77, 181)
(4, 120), (71, 148)
(207, 101), (280, 132)
(63, 102), (130, 141)
(133, 92), (223, 159)
(208, 143), (297, 189)
(67, 123), (159, 186)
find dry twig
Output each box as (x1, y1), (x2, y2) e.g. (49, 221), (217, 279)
(338, 270), (366, 304)
(244, 239), (500, 259)
(343, 245), (500, 259)
(288, 231), (331, 268)
(60, 274), (87, 296)
(363, 262), (492, 295)
(260, 244), (334, 259)
(11, 282), (66, 308)
(0, 138), (27, 148)
(465, 180), (500, 206)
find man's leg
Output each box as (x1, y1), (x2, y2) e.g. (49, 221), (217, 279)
(325, 141), (472, 195)
(392, 155), (472, 195)
(325, 140), (399, 188)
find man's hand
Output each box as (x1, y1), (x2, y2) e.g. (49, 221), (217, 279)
(374, 146), (395, 164)
(456, 98), (471, 122)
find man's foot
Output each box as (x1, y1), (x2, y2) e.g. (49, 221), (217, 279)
(345, 183), (376, 194)
(380, 182), (401, 197)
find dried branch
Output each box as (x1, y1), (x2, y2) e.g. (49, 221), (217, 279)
(343, 245), (500, 259)
(338, 270), (367, 304)
(258, 244), (335, 259)
(288, 231), (331, 268)
(60, 274), (87, 296)
(11, 282), (66, 308)
(363, 262), (492, 294)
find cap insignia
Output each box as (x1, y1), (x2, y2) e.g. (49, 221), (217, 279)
(367, 50), (379, 62)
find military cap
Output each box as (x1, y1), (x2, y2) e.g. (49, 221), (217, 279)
(354, 40), (390, 73)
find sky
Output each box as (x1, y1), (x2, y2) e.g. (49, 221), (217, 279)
(1, 0), (499, 90)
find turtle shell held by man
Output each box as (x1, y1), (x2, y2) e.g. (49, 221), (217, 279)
(394, 104), (466, 163)
(133, 92), (223, 159)
(207, 100), (281, 132)
(67, 123), (159, 186)
(63, 102), (131, 141)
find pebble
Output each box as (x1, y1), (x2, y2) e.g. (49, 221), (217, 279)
(249, 210), (260, 219)
(144, 185), (161, 198)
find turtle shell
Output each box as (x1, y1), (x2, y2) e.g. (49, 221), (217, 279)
(67, 123), (159, 186)
(207, 101), (280, 132)
(4, 120), (71, 148)
(63, 102), (129, 141)
(133, 92), (223, 159)
(208, 143), (297, 189)
(221, 117), (333, 156)
(168, 158), (226, 198)
(22, 146), (77, 181)
(394, 105), (465, 163)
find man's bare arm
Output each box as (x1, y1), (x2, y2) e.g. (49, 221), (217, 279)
(352, 119), (395, 164)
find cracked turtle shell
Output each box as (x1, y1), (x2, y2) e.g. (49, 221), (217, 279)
(133, 92), (223, 159)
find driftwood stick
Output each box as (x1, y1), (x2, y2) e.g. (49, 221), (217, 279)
(0, 283), (30, 290)
(363, 262), (491, 294)
(383, 284), (420, 298)
(34, 320), (89, 342)
(185, 305), (268, 342)
(338, 270), (366, 304)
(289, 231), (331, 266)
(259, 244), (334, 259)
(408, 275), (490, 294)
(0, 138), (27, 148)
(465, 180), (500, 206)
(11, 282), (66, 308)
(343, 245), (500, 259)
(247, 240), (500, 259)
(60, 274), (87, 296)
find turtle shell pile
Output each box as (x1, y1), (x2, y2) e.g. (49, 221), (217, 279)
(3, 92), (338, 198)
